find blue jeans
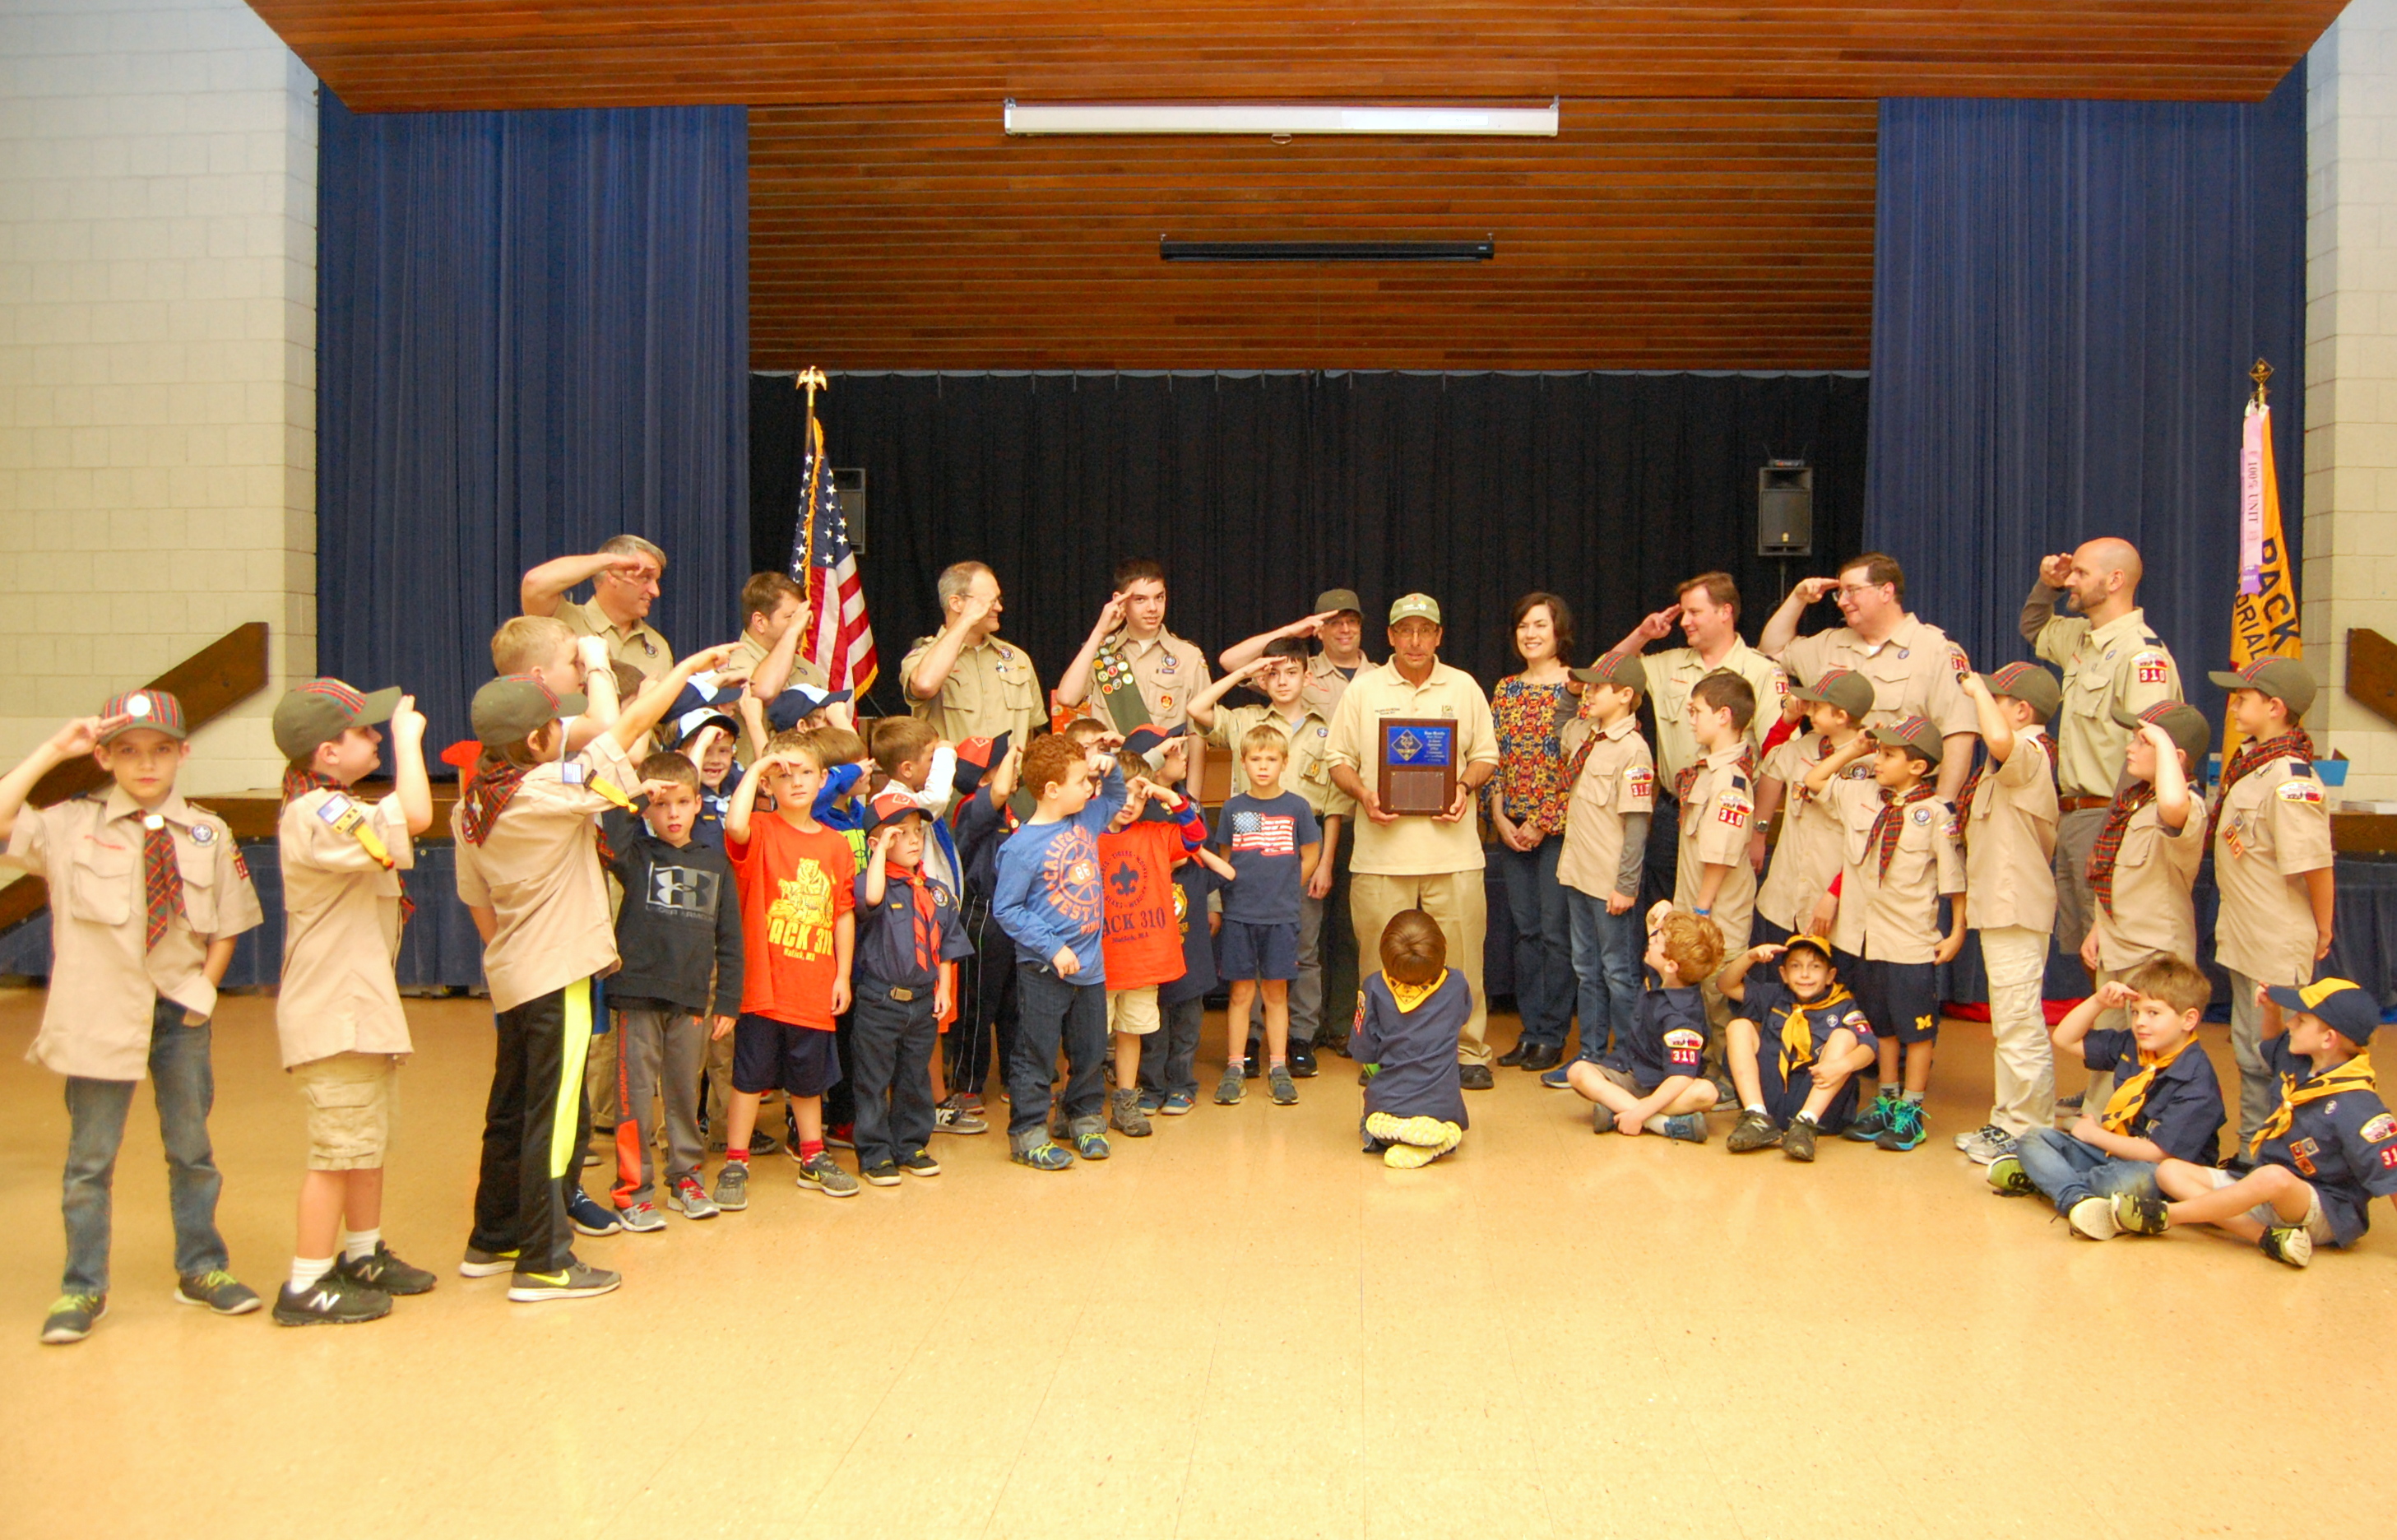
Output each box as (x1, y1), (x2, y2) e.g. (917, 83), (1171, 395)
(1566, 888), (1642, 1064)
(1008, 959), (1109, 1142)
(61, 998), (229, 1294)
(2015, 1127), (2158, 1218)
(1495, 837), (1574, 1049)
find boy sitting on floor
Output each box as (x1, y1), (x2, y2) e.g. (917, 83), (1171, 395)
(1565, 904), (1722, 1142)
(1719, 934), (1876, 1161)
(1353, 909), (1472, 1168)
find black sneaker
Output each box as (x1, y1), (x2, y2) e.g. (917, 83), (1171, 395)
(860, 1159), (903, 1187)
(897, 1149), (942, 1177)
(567, 1190), (622, 1237)
(2259, 1225), (2314, 1269)
(1289, 1044), (1319, 1078)
(174, 1270), (262, 1315)
(1726, 1110), (1782, 1153)
(1242, 1049), (1263, 1080)
(1781, 1114), (1818, 1162)
(1458, 1064), (1495, 1091)
(39, 1292), (105, 1345)
(747, 1129), (780, 1156)
(508, 1261), (622, 1303)
(335, 1243), (438, 1297)
(273, 1273), (392, 1327)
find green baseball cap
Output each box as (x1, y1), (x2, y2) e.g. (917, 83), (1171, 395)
(1314, 588), (1363, 617)
(2208, 656), (2316, 720)
(1789, 667), (1875, 721)
(1869, 714), (1945, 768)
(273, 678), (403, 760)
(1388, 593), (1443, 626)
(2112, 699), (2212, 770)
(1570, 649), (1647, 697)
(1981, 661), (2063, 722)
(471, 675), (586, 745)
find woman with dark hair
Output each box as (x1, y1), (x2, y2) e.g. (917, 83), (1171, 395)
(1488, 592), (1579, 1073)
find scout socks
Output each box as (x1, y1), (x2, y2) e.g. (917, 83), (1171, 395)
(341, 1228), (380, 1263)
(292, 1256), (335, 1292)
(1903, 1090), (1926, 1105)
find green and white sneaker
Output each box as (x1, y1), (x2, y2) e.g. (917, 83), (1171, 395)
(1985, 1156), (2040, 1197)
(795, 1152), (861, 1197)
(2259, 1224), (2313, 1269)
(459, 1245), (518, 1278)
(40, 1292), (106, 1344)
(507, 1261), (621, 1303)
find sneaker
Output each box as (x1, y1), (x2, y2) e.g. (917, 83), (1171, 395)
(335, 1243), (437, 1296)
(934, 1098), (989, 1136)
(273, 1273), (391, 1326)
(1074, 1129), (1111, 1161)
(567, 1190), (623, 1236)
(1110, 1087), (1152, 1137)
(618, 1199), (667, 1233)
(2259, 1224), (2314, 1269)
(1875, 1099), (1927, 1152)
(667, 1176), (720, 1220)
(1243, 1048), (1263, 1079)
(174, 1270), (262, 1316)
(1161, 1092), (1196, 1116)
(459, 1245), (519, 1278)
(795, 1152), (861, 1197)
(1781, 1113), (1819, 1162)
(2066, 1195), (2119, 1241)
(1289, 1044), (1319, 1078)
(825, 1124), (856, 1151)
(897, 1149), (941, 1177)
(1268, 1065), (1299, 1106)
(860, 1160), (902, 1187)
(958, 1092), (986, 1115)
(1591, 1103), (1618, 1134)
(711, 1162), (750, 1212)
(1215, 1066), (1246, 1106)
(39, 1292), (106, 1345)
(1954, 1121), (2005, 1153)
(1985, 1157), (2040, 1197)
(1708, 1074), (1740, 1109)
(2112, 1189), (2172, 1236)
(1846, 1089), (1898, 1142)
(1539, 1063), (1576, 1090)
(748, 1129), (779, 1156)
(1137, 1089), (1166, 1114)
(1726, 1110), (1783, 1153)
(1658, 1112), (1708, 1143)
(2055, 1092), (2084, 1112)
(1959, 1125), (2019, 1165)
(1012, 1139), (1073, 1171)
(507, 1261), (621, 1303)
(1458, 1064), (1495, 1091)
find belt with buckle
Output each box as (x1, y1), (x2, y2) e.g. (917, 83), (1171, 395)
(2058, 795), (2113, 813)
(887, 986), (916, 1003)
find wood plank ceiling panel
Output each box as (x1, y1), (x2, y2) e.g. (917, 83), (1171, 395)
(748, 99), (1879, 371)
(253, 2), (2338, 113)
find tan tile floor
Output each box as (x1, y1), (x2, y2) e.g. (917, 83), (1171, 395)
(2, 987), (2393, 1538)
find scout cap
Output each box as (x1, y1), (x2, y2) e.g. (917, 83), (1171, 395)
(97, 689), (188, 744)
(1780, 934), (1836, 967)
(860, 786), (927, 837)
(1315, 588), (1363, 617)
(1569, 649), (1648, 698)
(1122, 724), (1172, 769)
(273, 678), (402, 760)
(1388, 593), (1443, 626)
(2112, 699), (2211, 770)
(1870, 714), (1945, 768)
(953, 732), (1008, 796)
(1980, 661), (2062, 722)
(2208, 656), (2316, 720)
(1789, 666), (1875, 721)
(471, 674), (584, 746)
(670, 705), (740, 748)
(2265, 977), (2379, 1044)
(766, 680), (855, 732)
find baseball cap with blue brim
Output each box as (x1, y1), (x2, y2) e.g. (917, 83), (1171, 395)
(1123, 725), (1174, 770)
(2265, 978), (2380, 1044)
(766, 681), (854, 732)
(953, 733), (1010, 796)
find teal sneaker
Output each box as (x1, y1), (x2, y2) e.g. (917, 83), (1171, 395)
(1875, 1098), (1926, 1151)
(1845, 1089), (1899, 1143)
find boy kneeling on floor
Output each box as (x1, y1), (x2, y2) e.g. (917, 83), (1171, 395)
(1719, 934), (1877, 1161)
(1354, 909), (1472, 1168)
(1565, 904), (1721, 1142)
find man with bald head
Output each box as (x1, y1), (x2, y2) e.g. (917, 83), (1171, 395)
(2021, 538), (2184, 955)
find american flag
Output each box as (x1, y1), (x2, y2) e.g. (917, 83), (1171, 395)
(1229, 810), (1296, 856)
(790, 415), (877, 696)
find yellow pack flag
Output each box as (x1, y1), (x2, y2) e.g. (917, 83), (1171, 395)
(2227, 397), (2299, 760)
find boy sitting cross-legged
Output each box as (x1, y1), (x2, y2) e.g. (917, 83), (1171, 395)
(1719, 935), (1877, 1161)
(1565, 904), (1723, 1142)
(1354, 910), (1472, 1168)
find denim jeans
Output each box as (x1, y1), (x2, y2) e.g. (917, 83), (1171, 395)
(2015, 1127), (2158, 1218)
(1565, 888), (1643, 1064)
(1008, 959), (1110, 1141)
(61, 997), (229, 1295)
(1494, 837), (1574, 1050)
(1143, 995), (1206, 1099)
(850, 985), (939, 1167)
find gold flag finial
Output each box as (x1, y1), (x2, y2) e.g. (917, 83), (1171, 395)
(2250, 357), (2272, 406)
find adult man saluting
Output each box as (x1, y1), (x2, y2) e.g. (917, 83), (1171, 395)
(902, 560), (1044, 747)
(2019, 538), (2181, 957)
(1327, 595), (1501, 1088)
(1223, 588), (1377, 721)
(1056, 559), (1212, 785)
(521, 536), (675, 684)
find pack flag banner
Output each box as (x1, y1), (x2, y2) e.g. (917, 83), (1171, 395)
(2228, 387), (2299, 761)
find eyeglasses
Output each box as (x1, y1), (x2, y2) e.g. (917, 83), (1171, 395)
(1834, 582), (1888, 599)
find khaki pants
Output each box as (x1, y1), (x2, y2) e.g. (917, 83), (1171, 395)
(2227, 968), (2286, 1148)
(2052, 807), (2107, 954)
(1351, 870), (1490, 1065)
(1980, 925), (2055, 1135)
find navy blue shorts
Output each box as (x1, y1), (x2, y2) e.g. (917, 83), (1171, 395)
(731, 1014), (845, 1097)
(1749, 1037), (1862, 1132)
(1219, 919), (1300, 982)
(1854, 958), (1940, 1046)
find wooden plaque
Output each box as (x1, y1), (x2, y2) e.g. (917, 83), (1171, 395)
(1377, 717), (1459, 816)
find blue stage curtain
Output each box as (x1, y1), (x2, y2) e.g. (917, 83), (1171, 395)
(1863, 67), (2306, 726)
(317, 93), (749, 751)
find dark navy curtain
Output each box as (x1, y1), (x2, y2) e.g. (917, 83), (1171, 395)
(318, 92), (749, 750)
(1864, 66), (2307, 726)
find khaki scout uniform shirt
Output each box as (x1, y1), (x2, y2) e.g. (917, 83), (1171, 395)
(1639, 641), (1787, 782)
(2089, 799), (2206, 972)
(1093, 629), (1212, 735)
(1676, 744), (1759, 947)
(1326, 659), (1500, 877)
(1206, 702), (1353, 816)
(1300, 653), (1373, 720)
(1755, 731), (1871, 933)
(3, 788), (263, 1080)
(276, 788), (416, 1068)
(2025, 597), (2181, 797)
(559, 596), (675, 688)
(1556, 716), (1654, 900)
(2211, 756), (2333, 986)
(1780, 615), (1976, 738)
(900, 633), (1044, 748)
(1964, 729), (2060, 934)
(452, 737), (638, 1014)
(729, 633), (829, 691)
(1823, 779), (1966, 964)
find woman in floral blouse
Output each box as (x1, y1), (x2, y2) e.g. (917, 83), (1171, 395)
(1489, 592), (1579, 1073)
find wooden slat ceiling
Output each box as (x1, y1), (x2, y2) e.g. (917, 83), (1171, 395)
(749, 99), (1878, 371)
(253, 2), (2339, 112)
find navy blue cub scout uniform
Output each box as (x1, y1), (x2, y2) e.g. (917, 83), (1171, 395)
(2253, 1037), (2397, 1247)
(1741, 975), (1875, 1131)
(1606, 975), (1708, 1093)
(2082, 1026), (2223, 1166)
(848, 864), (975, 1170)
(1352, 969), (1472, 1131)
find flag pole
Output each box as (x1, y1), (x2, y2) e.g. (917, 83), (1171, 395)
(797, 366), (828, 574)
(2251, 356), (2271, 407)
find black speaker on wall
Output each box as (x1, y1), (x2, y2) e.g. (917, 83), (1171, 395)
(1757, 462), (1812, 556)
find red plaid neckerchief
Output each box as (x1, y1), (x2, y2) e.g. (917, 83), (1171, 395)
(459, 758), (531, 847)
(2208, 728), (2314, 844)
(1868, 782), (1939, 879)
(1675, 746), (1754, 805)
(286, 769), (414, 922)
(2087, 782), (2158, 916)
(141, 813), (186, 949)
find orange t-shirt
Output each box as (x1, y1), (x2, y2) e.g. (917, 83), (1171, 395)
(1096, 820), (1189, 992)
(726, 815), (855, 1029)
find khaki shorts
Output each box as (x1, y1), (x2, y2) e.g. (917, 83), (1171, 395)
(291, 1052), (401, 1171)
(2201, 1166), (2334, 1243)
(1107, 986), (1161, 1037)
(1595, 1065), (1643, 1096)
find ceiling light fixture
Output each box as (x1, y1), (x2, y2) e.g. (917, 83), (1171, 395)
(1160, 239), (1495, 262)
(1003, 99), (1559, 137)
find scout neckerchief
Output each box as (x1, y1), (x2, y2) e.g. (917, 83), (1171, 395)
(2086, 782), (2158, 916)
(1092, 634), (1156, 735)
(887, 864), (938, 976)
(284, 768), (410, 919)
(2250, 1050), (2376, 1158)
(459, 756), (530, 846)
(2100, 1036), (2198, 1134)
(2208, 727), (2314, 844)
(1389, 968), (1449, 1014)
(137, 804), (186, 950)
(1674, 745), (1754, 805)
(1869, 782), (1939, 879)
(1773, 983), (1854, 1081)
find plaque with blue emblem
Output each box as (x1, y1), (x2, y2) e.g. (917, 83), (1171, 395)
(1377, 717), (1458, 816)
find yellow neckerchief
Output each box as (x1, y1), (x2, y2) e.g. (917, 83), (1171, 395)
(561, 757), (638, 812)
(1775, 984), (1854, 1080)
(2099, 1036), (2198, 1134)
(2250, 1050), (2376, 1157)
(1389, 968), (1449, 1014)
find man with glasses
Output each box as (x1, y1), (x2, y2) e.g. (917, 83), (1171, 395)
(521, 536), (676, 687)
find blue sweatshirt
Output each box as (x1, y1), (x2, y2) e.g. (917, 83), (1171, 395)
(993, 763), (1127, 981)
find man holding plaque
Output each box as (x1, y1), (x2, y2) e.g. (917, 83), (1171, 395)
(1327, 595), (1501, 1088)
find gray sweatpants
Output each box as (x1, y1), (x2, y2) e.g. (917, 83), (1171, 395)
(610, 1007), (707, 1207)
